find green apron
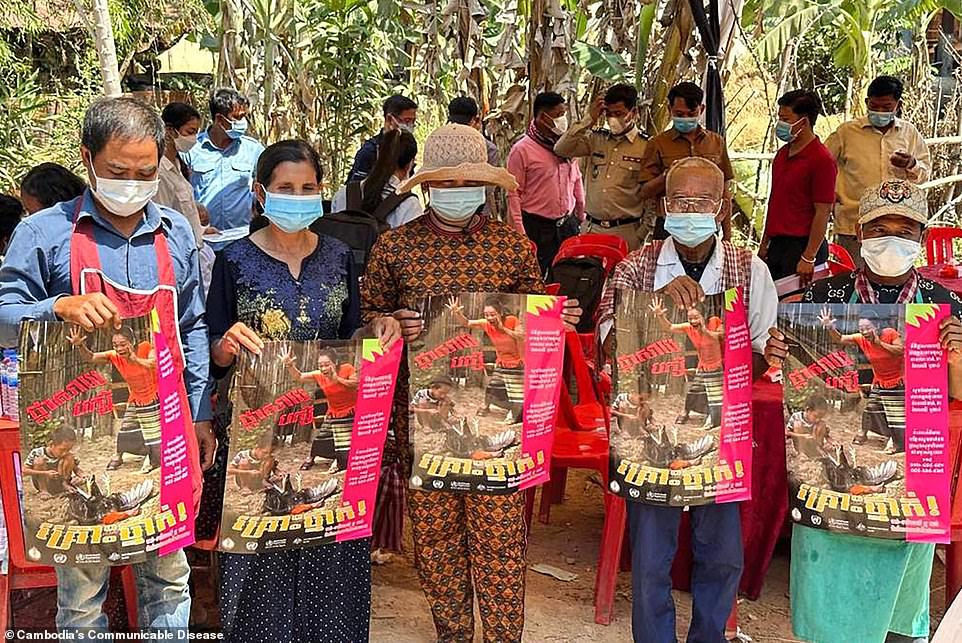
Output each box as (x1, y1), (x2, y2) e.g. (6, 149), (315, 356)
(791, 524), (933, 642)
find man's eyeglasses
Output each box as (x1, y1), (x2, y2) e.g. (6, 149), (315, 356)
(663, 197), (720, 213)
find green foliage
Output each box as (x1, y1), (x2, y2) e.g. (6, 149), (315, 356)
(572, 41), (629, 82)
(0, 71), (53, 194)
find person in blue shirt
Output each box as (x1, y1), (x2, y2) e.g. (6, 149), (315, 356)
(346, 94), (417, 183)
(0, 96), (215, 632)
(182, 88), (265, 246)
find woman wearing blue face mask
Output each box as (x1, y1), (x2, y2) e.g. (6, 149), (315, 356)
(205, 139), (401, 643)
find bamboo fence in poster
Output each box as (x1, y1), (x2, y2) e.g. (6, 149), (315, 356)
(408, 292), (566, 494)
(609, 288), (753, 506)
(17, 313), (194, 566)
(218, 339), (401, 553)
(776, 303), (950, 542)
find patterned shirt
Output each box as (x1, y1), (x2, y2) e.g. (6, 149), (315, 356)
(801, 271), (962, 315)
(25, 446), (62, 468)
(230, 449), (263, 468)
(360, 214), (543, 470)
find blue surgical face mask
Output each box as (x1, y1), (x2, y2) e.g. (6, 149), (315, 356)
(867, 110), (895, 129)
(672, 116), (699, 134)
(663, 213), (718, 247)
(224, 116), (248, 140)
(428, 186), (486, 221)
(775, 119), (797, 143)
(262, 191), (323, 233)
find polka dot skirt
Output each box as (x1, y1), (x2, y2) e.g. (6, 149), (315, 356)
(219, 538), (372, 643)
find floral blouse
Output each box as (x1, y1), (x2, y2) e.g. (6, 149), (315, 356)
(207, 235), (360, 380)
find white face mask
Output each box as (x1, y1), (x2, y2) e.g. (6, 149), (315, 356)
(429, 186), (486, 221)
(174, 133), (197, 153)
(607, 116), (627, 135)
(860, 235), (921, 277)
(90, 170), (159, 218)
(551, 115), (569, 135)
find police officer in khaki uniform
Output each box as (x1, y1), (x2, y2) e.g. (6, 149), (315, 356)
(555, 83), (650, 250)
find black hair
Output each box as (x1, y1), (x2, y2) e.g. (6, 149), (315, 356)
(161, 102), (201, 129)
(482, 297), (506, 315)
(50, 426), (77, 445)
(867, 76), (904, 101)
(383, 94), (417, 117)
(317, 348), (338, 362)
(209, 88), (250, 120)
(533, 92), (565, 117)
(255, 140), (323, 190)
(668, 82), (704, 110)
(448, 96), (479, 125)
(113, 326), (137, 343)
(430, 376), (455, 389)
(0, 195), (22, 227)
(604, 83), (638, 110)
(20, 163), (87, 212)
(362, 130), (418, 212)
(858, 311), (880, 325)
(81, 97), (164, 160)
(778, 89), (823, 127)
(804, 394), (829, 412)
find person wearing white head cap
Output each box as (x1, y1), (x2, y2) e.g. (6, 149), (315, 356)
(360, 123), (583, 642)
(765, 179), (962, 643)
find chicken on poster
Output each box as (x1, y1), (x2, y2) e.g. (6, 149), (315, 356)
(609, 288), (753, 507)
(218, 338), (401, 553)
(776, 303), (950, 542)
(408, 292), (566, 494)
(17, 313), (194, 566)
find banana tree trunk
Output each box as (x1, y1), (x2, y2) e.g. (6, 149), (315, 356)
(74, 0), (122, 96)
(634, 2), (657, 94)
(649, 0), (694, 133)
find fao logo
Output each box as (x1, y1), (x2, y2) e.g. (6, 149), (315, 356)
(432, 480), (444, 490)
(810, 515), (822, 526)
(246, 541), (258, 552)
(53, 553), (67, 564)
(609, 481), (620, 494)
(791, 508), (801, 522)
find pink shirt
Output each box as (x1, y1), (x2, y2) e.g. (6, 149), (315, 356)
(506, 135), (585, 232)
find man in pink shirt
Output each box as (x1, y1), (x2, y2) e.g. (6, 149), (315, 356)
(507, 91), (585, 275)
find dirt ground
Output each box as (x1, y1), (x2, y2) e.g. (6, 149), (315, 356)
(369, 468), (948, 643)
(411, 385), (523, 460)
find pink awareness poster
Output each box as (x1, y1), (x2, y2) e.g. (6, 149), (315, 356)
(408, 292), (566, 494)
(609, 288), (752, 506)
(218, 338), (401, 553)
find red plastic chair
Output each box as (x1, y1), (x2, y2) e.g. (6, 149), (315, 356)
(926, 227), (962, 266)
(0, 420), (139, 629)
(828, 242), (856, 271)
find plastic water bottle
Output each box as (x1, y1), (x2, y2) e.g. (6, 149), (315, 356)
(7, 350), (19, 422)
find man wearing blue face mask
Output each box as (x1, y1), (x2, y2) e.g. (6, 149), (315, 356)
(597, 157), (778, 643)
(759, 89), (837, 283)
(182, 88), (265, 249)
(638, 81), (735, 242)
(826, 76), (930, 266)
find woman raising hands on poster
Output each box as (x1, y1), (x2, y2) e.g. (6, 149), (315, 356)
(206, 139), (400, 643)
(66, 326), (161, 474)
(280, 346), (359, 473)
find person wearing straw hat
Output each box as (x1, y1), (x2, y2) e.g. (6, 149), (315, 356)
(765, 179), (962, 643)
(360, 122), (582, 643)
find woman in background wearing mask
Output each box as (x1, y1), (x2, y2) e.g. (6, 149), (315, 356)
(360, 123), (582, 643)
(766, 179), (962, 643)
(206, 139), (400, 643)
(158, 102), (216, 293)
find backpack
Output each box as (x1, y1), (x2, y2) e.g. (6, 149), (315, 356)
(310, 181), (417, 275)
(547, 256), (606, 333)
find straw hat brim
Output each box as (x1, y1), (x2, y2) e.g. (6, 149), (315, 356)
(398, 162), (518, 193)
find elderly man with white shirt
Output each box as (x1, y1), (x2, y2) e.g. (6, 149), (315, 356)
(596, 156), (777, 643)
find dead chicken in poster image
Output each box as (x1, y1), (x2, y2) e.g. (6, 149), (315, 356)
(224, 342), (356, 521)
(18, 318), (165, 535)
(777, 304), (906, 499)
